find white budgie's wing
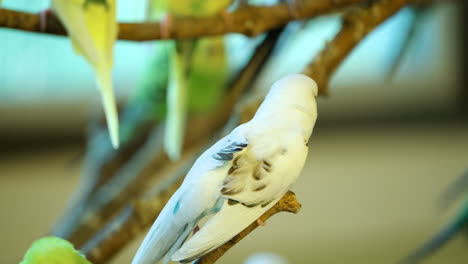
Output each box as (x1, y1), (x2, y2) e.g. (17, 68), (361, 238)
(172, 134), (285, 263)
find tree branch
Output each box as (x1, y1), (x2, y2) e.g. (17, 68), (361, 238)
(0, 1), (364, 41)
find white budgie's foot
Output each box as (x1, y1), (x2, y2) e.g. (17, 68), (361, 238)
(193, 225), (200, 235)
(256, 219), (266, 226)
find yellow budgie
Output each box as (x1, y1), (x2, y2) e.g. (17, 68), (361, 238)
(52, 0), (119, 148)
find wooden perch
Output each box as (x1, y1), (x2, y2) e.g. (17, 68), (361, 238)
(194, 191), (301, 264)
(303, 0), (411, 94)
(0, 0), (364, 41)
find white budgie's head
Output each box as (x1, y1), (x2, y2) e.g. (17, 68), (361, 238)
(267, 73), (317, 104)
(251, 73), (318, 139)
(253, 73), (318, 122)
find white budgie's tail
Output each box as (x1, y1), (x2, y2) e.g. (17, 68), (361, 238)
(96, 67), (119, 148)
(164, 45), (188, 161)
(171, 198), (281, 263)
(132, 195), (195, 264)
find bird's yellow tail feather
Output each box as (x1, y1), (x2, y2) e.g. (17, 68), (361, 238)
(96, 68), (119, 148)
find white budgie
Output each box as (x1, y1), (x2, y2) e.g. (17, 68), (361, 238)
(51, 0), (119, 148)
(132, 74), (318, 264)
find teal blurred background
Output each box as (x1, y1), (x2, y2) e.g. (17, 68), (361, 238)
(1, 1), (467, 263)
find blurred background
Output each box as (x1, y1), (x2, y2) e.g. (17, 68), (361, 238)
(1, 0), (467, 263)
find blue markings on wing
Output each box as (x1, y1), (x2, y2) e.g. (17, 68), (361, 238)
(200, 198), (225, 219)
(173, 200), (181, 214)
(212, 142), (248, 161)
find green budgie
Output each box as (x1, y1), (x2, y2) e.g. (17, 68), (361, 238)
(20, 236), (91, 264)
(401, 170), (468, 263)
(154, 0), (233, 160)
(51, 0), (120, 148)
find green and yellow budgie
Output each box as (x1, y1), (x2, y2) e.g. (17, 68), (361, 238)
(51, 0), (119, 148)
(20, 236), (91, 264)
(153, 0), (232, 160)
